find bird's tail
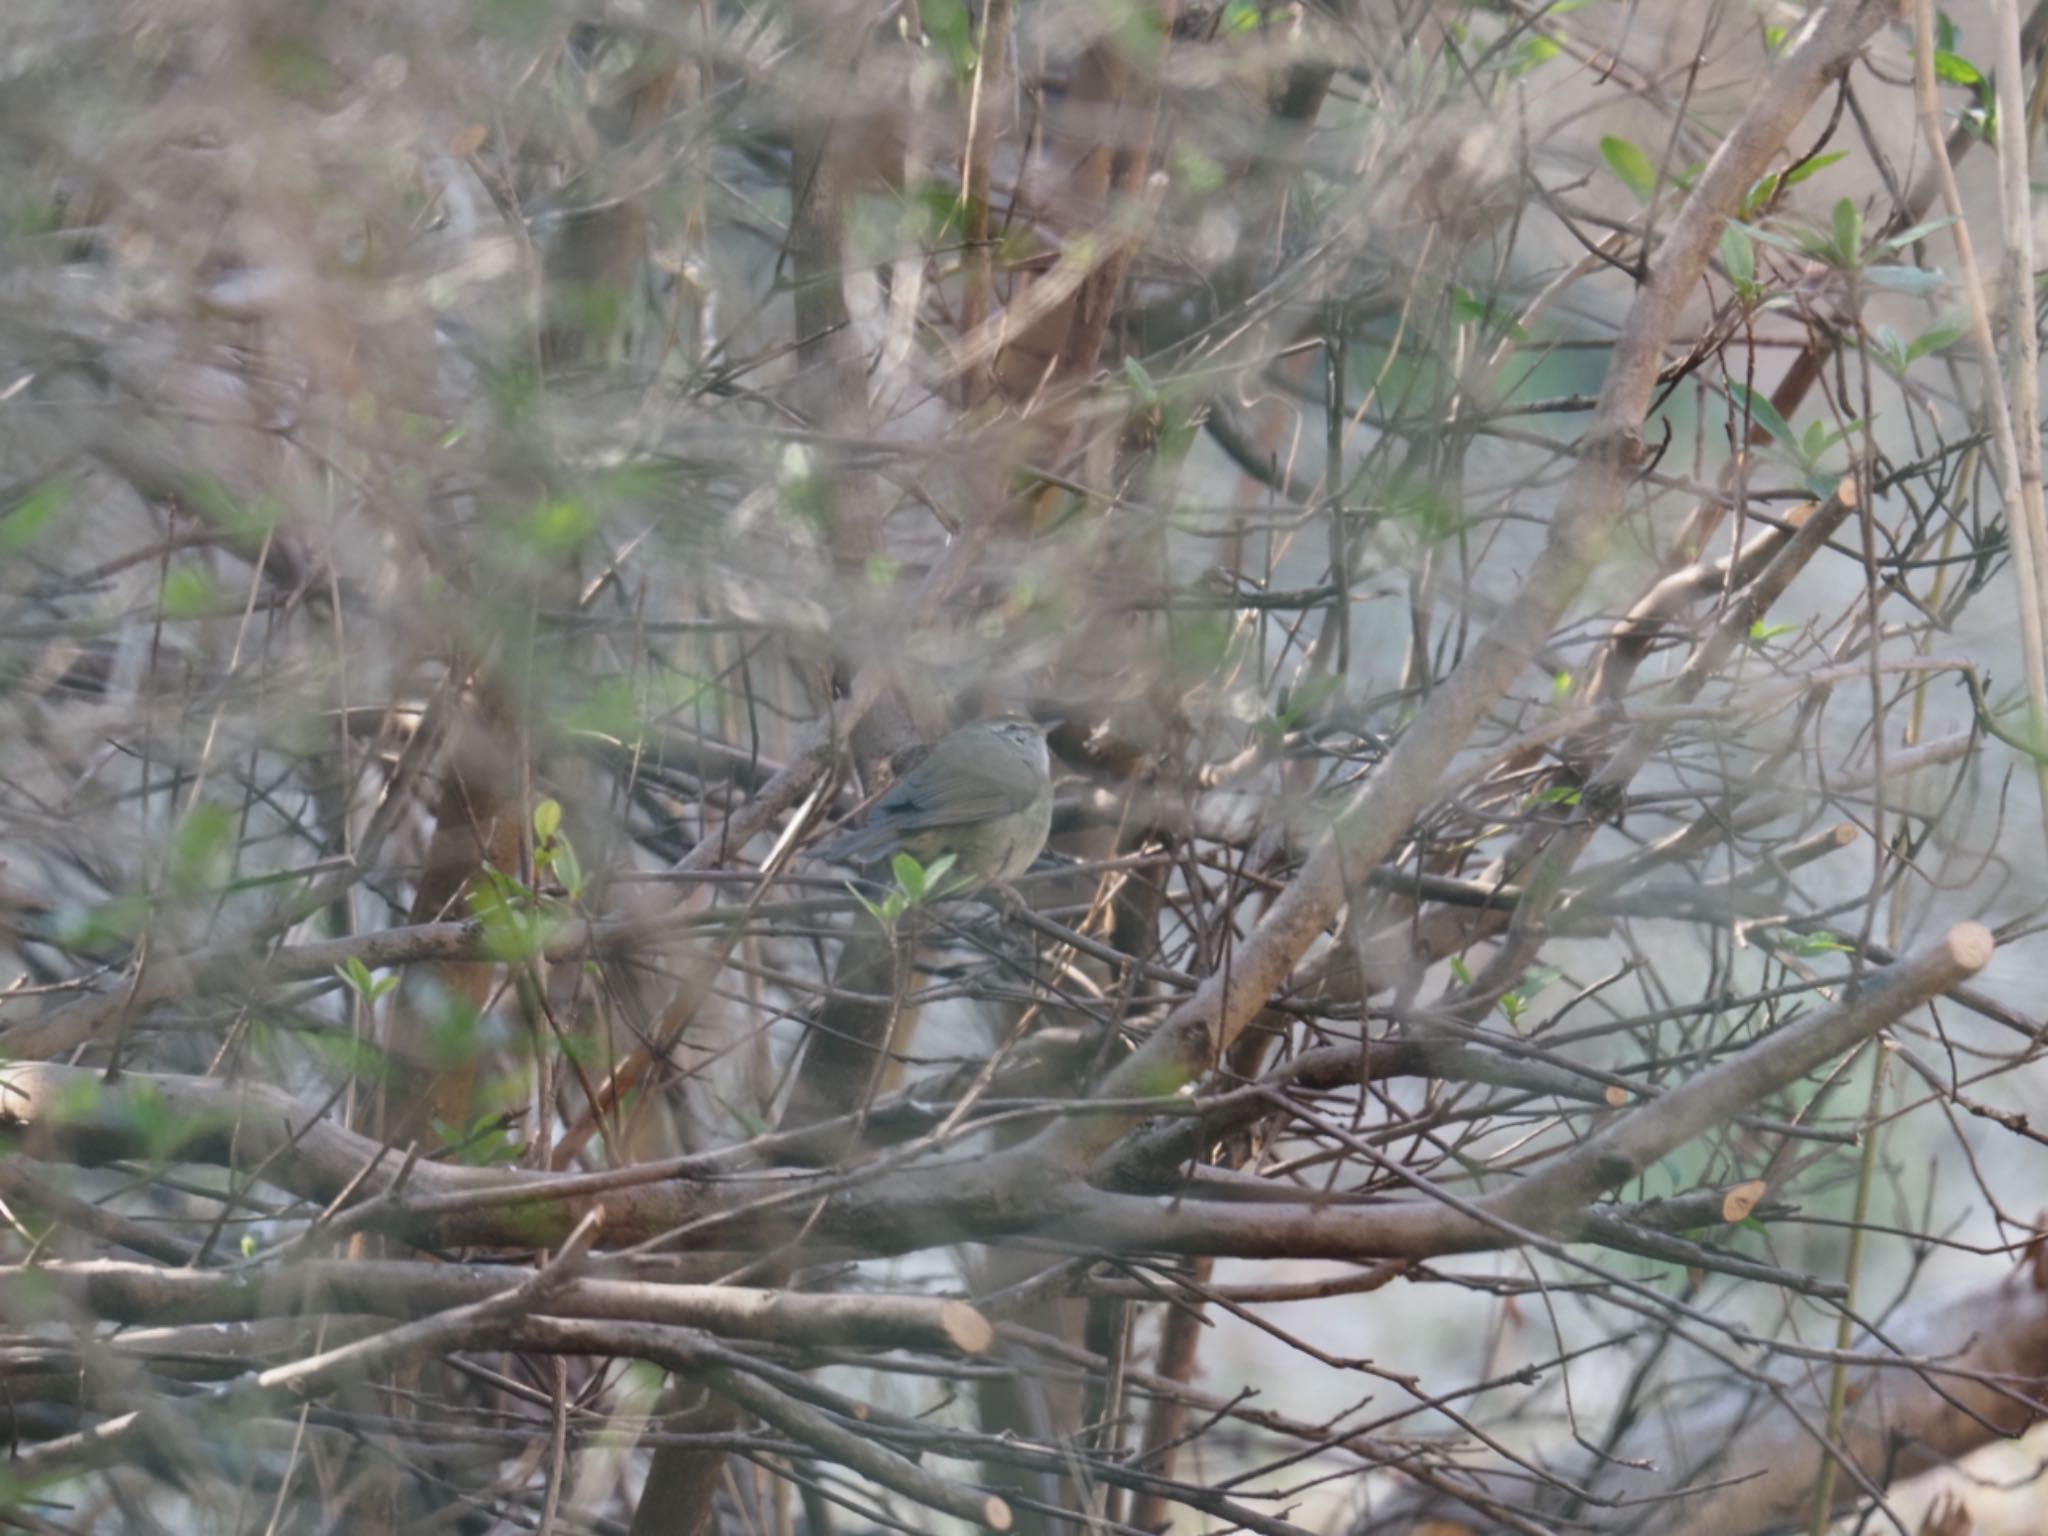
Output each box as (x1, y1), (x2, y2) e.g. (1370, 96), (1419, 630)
(818, 823), (895, 866)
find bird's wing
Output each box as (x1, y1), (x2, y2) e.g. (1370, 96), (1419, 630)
(819, 773), (1030, 866)
(818, 821), (904, 864)
(868, 759), (1039, 831)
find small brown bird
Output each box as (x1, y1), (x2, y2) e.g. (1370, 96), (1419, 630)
(823, 718), (1055, 885)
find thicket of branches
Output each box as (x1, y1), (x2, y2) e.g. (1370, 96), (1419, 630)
(6, 0), (2048, 1533)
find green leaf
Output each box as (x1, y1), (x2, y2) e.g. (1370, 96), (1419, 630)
(185, 478), (281, 545)
(1719, 225), (1755, 288)
(1451, 288), (1528, 340)
(1506, 34), (1561, 75)
(847, 882), (891, 928)
(1934, 50), (1982, 86)
(920, 0), (977, 76)
(1811, 417), (1863, 457)
(300, 1028), (387, 1084)
(470, 872), (555, 962)
(1831, 198), (1863, 263)
(1123, 355), (1159, 406)
(1781, 150), (1849, 188)
(1735, 219), (1817, 258)
(533, 798), (563, 843)
(553, 840), (585, 901)
(1788, 930), (1852, 956)
(891, 852), (926, 903)
(126, 1080), (186, 1162)
(160, 565), (218, 620)
(51, 1074), (104, 1123)
(55, 892), (152, 954)
(338, 955), (376, 999)
(1878, 215), (1959, 252)
(1862, 264), (1946, 297)
(526, 497), (597, 555)
(1170, 144), (1227, 194)
(1271, 674), (1343, 733)
(168, 803), (235, 894)
(0, 478), (70, 554)
(902, 180), (967, 244)
(1170, 612), (1237, 674)
(1727, 382), (1796, 450)
(1599, 135), (1657, 200)
(1905, 319), (1966, 362)
(1381, 474), (1461, 545)
(446, 1114), (523, 1167)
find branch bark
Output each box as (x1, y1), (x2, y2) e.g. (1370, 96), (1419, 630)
(1044, 0), (1897, 1163)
